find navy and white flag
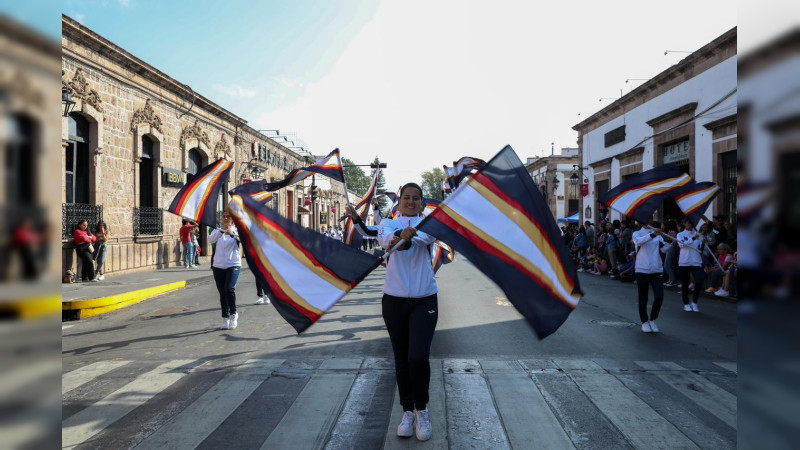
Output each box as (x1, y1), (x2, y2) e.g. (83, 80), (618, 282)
(416, 145), (581, 339)
(599, 165), (691, 224)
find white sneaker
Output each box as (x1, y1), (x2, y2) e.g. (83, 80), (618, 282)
(688, 283), (695, 290)
(191, 264), (198, 268)
(230, 312), (238, 329)
(255, 297), (265, 305)
(414, 409), (432, 441)
(649, 320), (659, 333)
(683, 304), (692, 312)
(577, 268), (585, 272)
(690, 303), (699, 312)
(265, 297), (271, 304)
(396, 411), (415, 437)
(220, 318), (230, 330)
(641, 321), (653, 333)
(715, 289), (729, 297)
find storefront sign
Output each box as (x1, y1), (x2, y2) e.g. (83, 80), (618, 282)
(162, 168), (184, 187)
(663, 140), (690, 164)
(580, 183), (589, 197)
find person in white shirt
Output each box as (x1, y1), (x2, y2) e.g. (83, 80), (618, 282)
(632, 221), (668, 333)
(676, 218), (704, 312)
(377, 183), (437, 442)
(209, 210), (242, 330)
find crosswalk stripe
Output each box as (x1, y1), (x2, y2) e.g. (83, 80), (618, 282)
(260, 360), (360, 450)
(713, 362), (737, 374)
(134, 359), (284, 450)
(636, 361), (737, 429)
(325, 372), (393, 450)
(444, 359), (511, 449)
(383, 359), (447, 450)
(61, 360), (194, 450)
(62, 360), (131, 395)
(484, 364), (575, 449)
(556, 359), (699, 449)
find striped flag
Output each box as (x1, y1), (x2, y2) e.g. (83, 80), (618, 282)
(168, 158), (233, 227)
(227, 179), (274, 205)
(452, 156), (486, 187)
(228, 193), (382, 333)
(599, 165), (692, 224)
(230, 149), (344, 199)
(670, 181), (721, 228)
(416, 145), (581, 339)
(443, 165), (457, 190)
(343, 169), (380, 246)
(431, 241), (454, 273)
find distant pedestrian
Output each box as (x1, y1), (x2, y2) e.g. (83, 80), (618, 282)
(93, 221), (110, 281)
(677, 218), (704, 312)
(209, 210), (242, 330)
(584, 221), (595, 248)
(632, 221), (668, 333)
(180, 219), (196, 268)
(73, 220), (97, 282)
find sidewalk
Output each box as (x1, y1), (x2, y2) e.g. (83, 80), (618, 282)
(62, 264), (236, 320)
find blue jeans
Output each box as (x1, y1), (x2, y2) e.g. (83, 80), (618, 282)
(212, 266), (240, 318)
(183, 242), (194, 267)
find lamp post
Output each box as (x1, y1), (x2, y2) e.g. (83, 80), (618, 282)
(62, 86), (76, 117)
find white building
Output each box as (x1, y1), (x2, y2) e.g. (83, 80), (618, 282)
(573, 28), (737, 225)
(525, 148), (580, 221)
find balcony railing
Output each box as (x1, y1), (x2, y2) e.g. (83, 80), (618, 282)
(133, 206), (163, 236)
(62, 203), (103, 240)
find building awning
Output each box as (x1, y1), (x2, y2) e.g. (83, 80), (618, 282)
(297, 206), (311, 215)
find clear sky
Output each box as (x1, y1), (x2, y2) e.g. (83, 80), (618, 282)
(60, 0), (736, 191)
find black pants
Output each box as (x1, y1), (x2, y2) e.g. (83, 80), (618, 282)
(679, 266), (704, 305)
(76, 244), (95, 281)
(212, 266), (240, 318)
(382, 293), (438, 412)
(636, 273), (664, 323)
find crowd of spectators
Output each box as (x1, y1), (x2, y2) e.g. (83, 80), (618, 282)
(562, 214), (737, 297)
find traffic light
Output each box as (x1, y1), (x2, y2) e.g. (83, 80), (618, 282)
(310, 185), (321, 198)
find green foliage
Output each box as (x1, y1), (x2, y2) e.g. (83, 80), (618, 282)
(372, 156), (389, 212)
(420, 167), (445, 200)
(342, 157), (369, 196)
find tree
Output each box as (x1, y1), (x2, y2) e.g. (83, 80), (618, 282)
(372, 155), (389, 212)
(342, 157), (369, 196)
(420, 167), (445, 201)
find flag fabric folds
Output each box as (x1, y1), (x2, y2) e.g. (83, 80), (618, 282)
(452, 156), (486, 187)
(343, 169), (380, 246)
(230, 148), (344, 199)
(431, 241), (454, 274)
(416, 145), (581, 339)
(227, 179), (275, 205)
(228, 193), (382, 333)
(670, 181), (721, 227)
(168, 158), (233, 227)
(443, 165), (457, 190)
(599, 165), (691, 224)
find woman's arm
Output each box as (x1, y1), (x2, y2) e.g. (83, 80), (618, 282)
(208, 228), (224, 244)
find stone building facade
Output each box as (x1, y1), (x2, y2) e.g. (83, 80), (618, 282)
(572, 28), (737, 225)
(61, 15), (351, 276)
(525, 148), (580, 221)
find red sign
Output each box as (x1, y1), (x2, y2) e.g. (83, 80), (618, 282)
(242, 178), (251, 184)
(304, 196), (311, 206)
(331, 206), (337, 214)
(580, 184), (589, 197)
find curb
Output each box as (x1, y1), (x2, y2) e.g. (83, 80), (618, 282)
(61, 271), (219, 321)
(0, 294), (62, 320)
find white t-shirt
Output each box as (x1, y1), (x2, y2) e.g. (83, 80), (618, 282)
(209, 226), (242, 269)
(378, 215), (438, 298)
(676, 229), (703, 267)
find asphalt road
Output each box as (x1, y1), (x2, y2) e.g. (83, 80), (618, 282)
(62, 258), (738, 449)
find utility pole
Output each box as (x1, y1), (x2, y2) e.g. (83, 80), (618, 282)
(310, 173), (317, 231)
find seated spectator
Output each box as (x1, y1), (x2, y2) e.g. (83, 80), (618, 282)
(715, 251), (737, 297)
(706, 243), (734, 293)
(614, 258), (636, 281)
(593, 256), (610, 275)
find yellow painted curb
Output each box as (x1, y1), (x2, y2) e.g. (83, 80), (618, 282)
(0, 294), (62, 319)
(63, 281), (186, 319)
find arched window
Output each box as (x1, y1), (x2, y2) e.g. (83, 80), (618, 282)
(140, 135), (155, 207)
(7, 114), (35, 205)
(65, 113), (90, 204)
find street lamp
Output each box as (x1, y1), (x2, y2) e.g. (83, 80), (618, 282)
(570, 172), (579, 187)
(62, 86), (76, 117)
(552, 175), (560, 194)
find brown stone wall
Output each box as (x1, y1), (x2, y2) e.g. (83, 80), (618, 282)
(61, 19), (308, 277)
